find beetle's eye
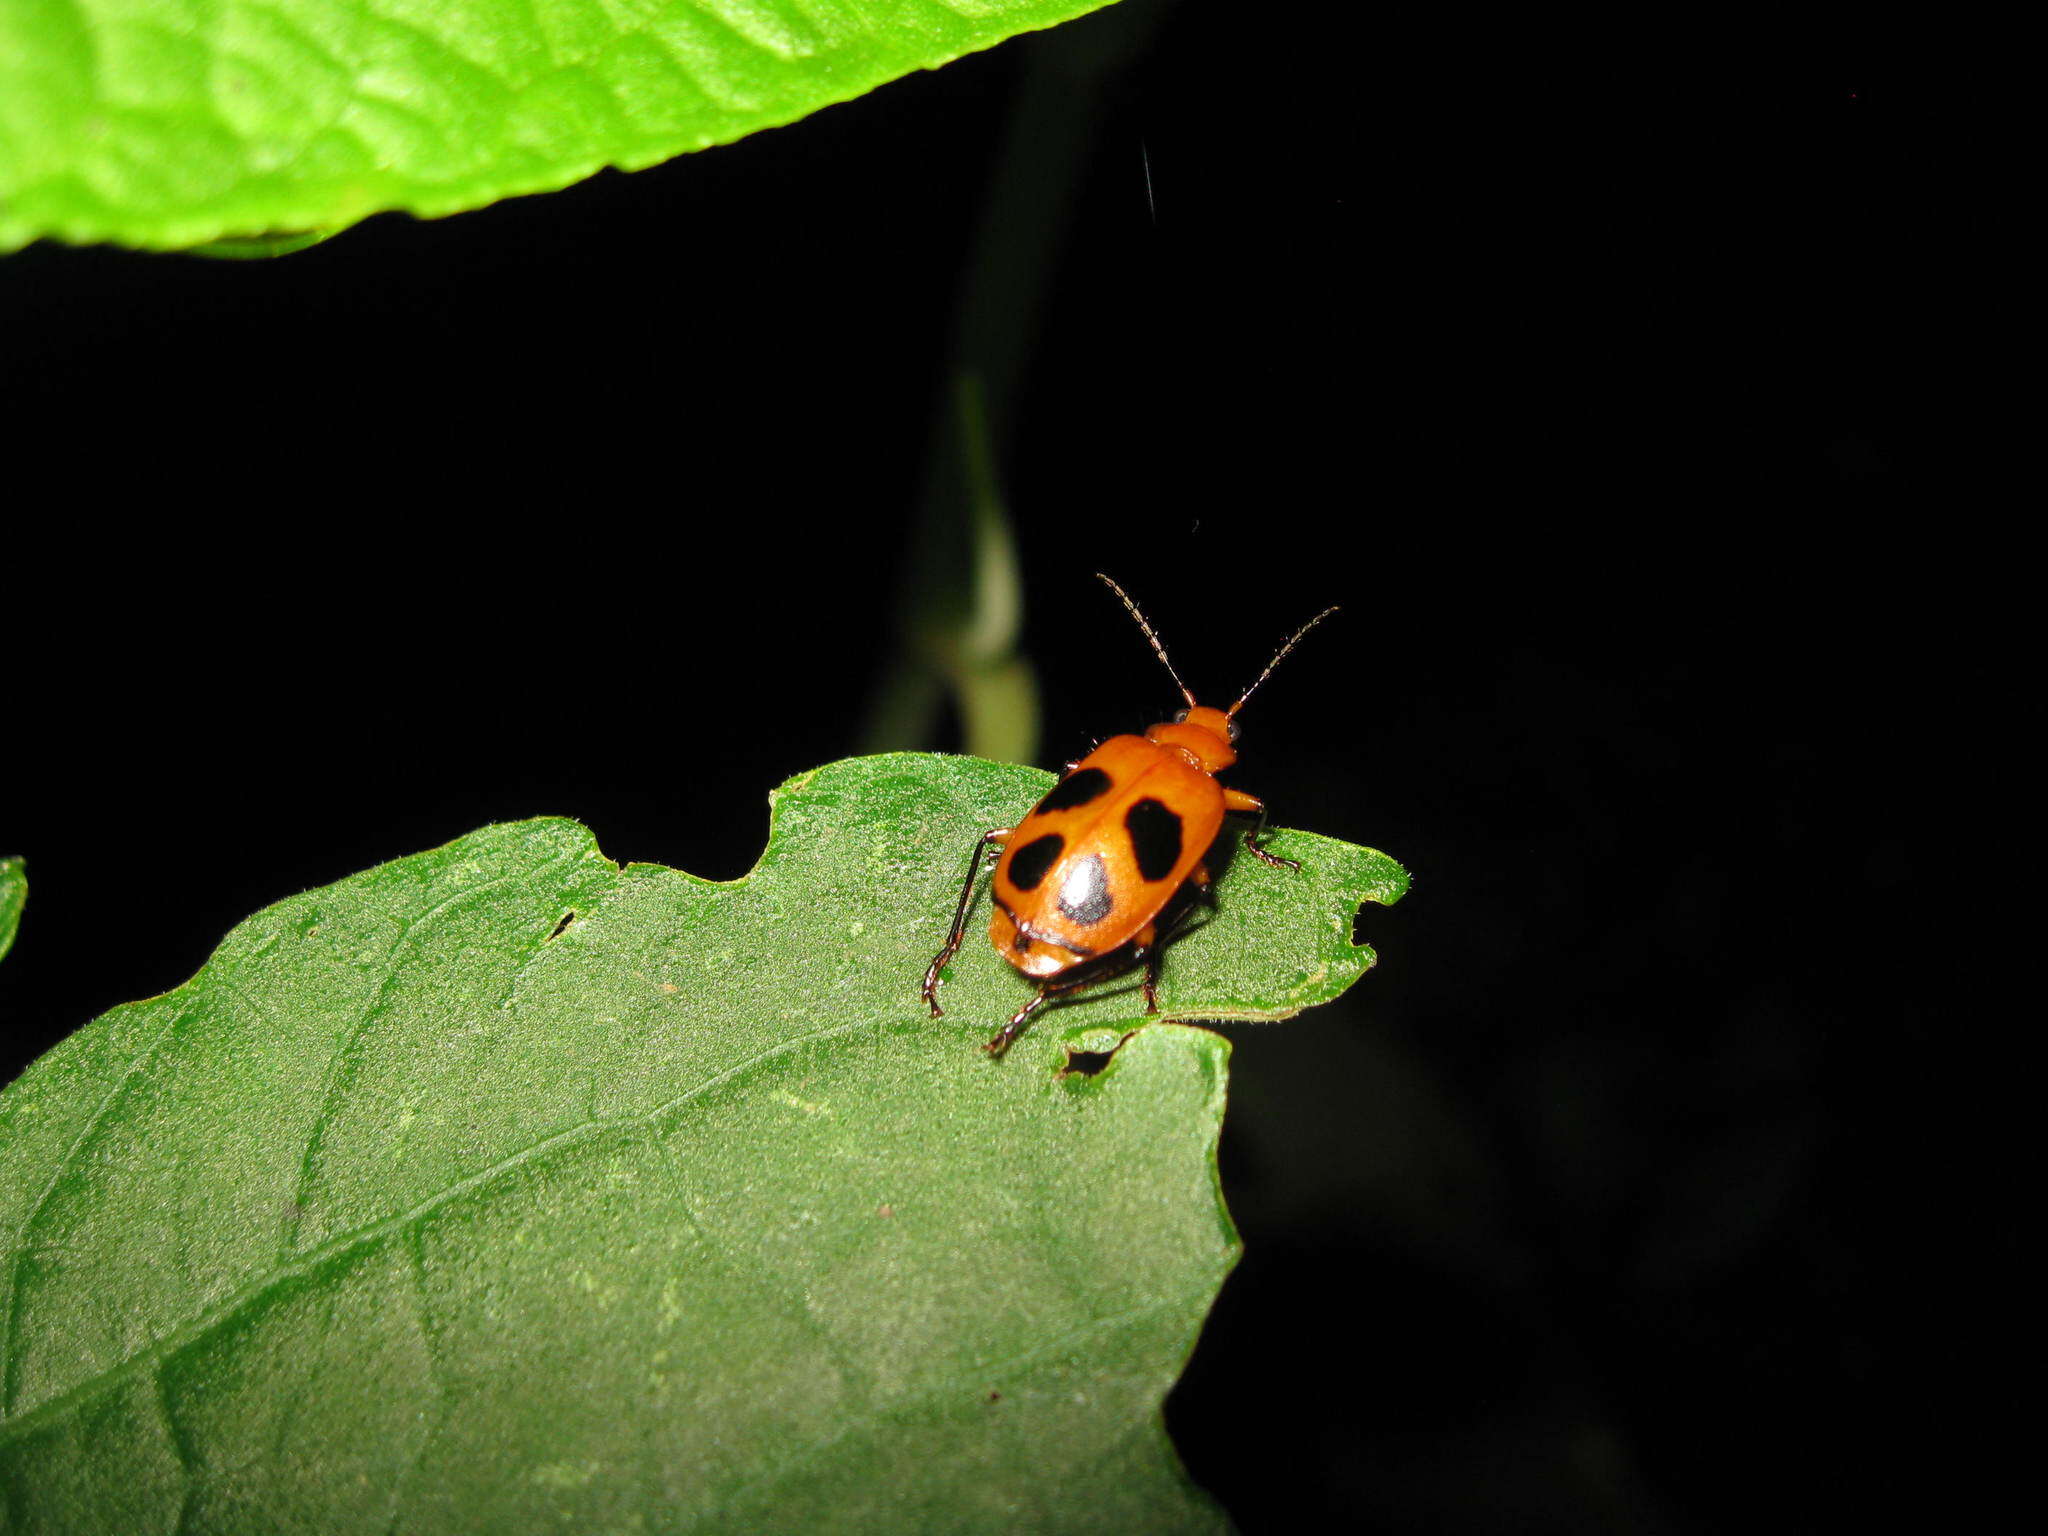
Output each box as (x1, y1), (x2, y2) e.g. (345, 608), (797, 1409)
(1171, 709), (1189, 724)
(1226, 718), (1241, 743)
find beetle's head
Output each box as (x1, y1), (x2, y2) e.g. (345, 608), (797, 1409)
(1096, 574), (1337, 776)
(1146, 705), (1239, 772)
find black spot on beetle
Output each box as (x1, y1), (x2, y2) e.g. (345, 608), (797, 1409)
(1056, 854), (1114, 926)
(1124, 798), (1183, 882)
(1007, 834), (1064, 891)
(1036, 766), (1112, 813)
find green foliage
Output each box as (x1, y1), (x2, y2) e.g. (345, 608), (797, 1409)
(0, 754), (1404, 1531)
(0, 857), (22, 966)
(0, 0), (1123, 253)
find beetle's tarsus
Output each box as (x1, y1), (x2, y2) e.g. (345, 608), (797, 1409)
(1244, 830), (1300, 871)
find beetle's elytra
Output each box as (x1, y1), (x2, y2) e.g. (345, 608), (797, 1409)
(923, 574), (1337, 1056)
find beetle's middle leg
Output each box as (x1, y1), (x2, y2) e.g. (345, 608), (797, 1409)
(1124, 922), (1166, 1016)
(1133, 868), (1210, 1014)
(923, 828), (1009, 1017)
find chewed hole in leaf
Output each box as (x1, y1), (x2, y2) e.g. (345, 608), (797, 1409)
(1351, 900), (1382, 949)
(1060, 1033), (1136, 1079)
(547, 910), (577, 941)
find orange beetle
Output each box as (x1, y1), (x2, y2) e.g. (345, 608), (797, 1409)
(923, 574), (1338, 1055)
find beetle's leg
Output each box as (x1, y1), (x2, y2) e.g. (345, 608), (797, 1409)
(923, 828), (1011, 1017)
(985, 964), (1109, 1056)
(1222, 789), (1300, 870)
(1128, 922), (1164, 1015)
(1136, 887), (1211, 1014)
(989, 909), (1190, 1054)
(986, 984), (1055, 1056)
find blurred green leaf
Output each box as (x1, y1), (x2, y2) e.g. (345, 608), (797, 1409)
(0, 858), (22, 966)
(0, 0), (1123, 253)
(186, 229), (344, 260)
(0, 753), (1403, 1531)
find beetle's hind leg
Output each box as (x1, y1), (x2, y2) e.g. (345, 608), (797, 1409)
(987, 983), (1062, 1056)
(995, 907), (1194, 1056)
(986, 990), (1048, 1057)
(923, 828), (1010, 1017)
(985, 967), (1107, 1056)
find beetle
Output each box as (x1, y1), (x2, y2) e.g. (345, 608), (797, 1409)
(922, 573), (1338, 1055)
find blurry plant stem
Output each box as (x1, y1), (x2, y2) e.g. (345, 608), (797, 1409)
(860, 373), (1040, 766)
(860, 0), (1173, 765)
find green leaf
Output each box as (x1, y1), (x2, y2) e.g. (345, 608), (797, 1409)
(0, 754), (1405, 1531)
(0, 0), (1123, 254)
(0, 857), (22, 966)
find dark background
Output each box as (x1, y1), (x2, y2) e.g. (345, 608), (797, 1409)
(2, 5), (2011, 1531)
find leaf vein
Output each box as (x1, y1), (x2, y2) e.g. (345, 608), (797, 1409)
(279, 861), (565, 1258)
(0, 1010), (880, 1444)
(0, 993), (195, 1417)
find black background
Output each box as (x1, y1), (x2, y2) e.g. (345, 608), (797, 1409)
(2, 5), (2013, 1531)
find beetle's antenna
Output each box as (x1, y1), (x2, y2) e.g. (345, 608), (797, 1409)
(1228, 606), (1339, 717)
(1096, 573), (1196, 708)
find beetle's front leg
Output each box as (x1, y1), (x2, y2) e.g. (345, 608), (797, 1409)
(1223, 789), (1300, 870)
(923, 828), (1010, 1017)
